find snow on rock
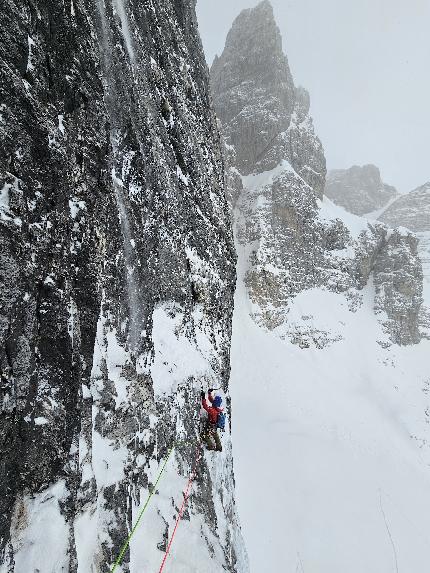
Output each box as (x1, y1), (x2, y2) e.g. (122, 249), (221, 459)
(26, 36), (35, 72)
(150, 304), (217, 398)
(377, 182), (430, 336)
(325, 164), (399, 216)
(73, 295), (245, 572)
(318, 195), (370, 240)
(7, 481), (70, 573)
(233, 157), (422, 346)
(419, 231), (430, 307)
(379, 182), (430, 234)
(111, 0), (135, 64)
(0, 183), (11, 212)
(0, 0), (247, 571)
(212, 1), (425, 348)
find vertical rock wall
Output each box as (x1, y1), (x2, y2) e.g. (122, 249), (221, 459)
(0, 1), (247, 571)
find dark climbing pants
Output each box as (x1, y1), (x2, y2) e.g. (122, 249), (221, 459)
(201, 425), (222, 452)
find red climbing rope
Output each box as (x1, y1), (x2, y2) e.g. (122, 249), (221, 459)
(158, 445), (202, 573)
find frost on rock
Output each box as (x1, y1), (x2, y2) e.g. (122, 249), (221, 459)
(0, 1), (247, 571)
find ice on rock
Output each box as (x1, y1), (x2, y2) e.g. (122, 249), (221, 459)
(26, 36), (35, 72)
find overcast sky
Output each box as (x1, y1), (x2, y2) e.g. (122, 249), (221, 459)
(196, 0), (430, 193)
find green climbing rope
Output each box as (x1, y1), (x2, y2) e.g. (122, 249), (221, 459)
(109, 442), (177, 573)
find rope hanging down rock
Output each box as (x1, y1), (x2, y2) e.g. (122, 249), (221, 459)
(108, 438), (202, 573)
(109, 443), (177, 573)
(109, 392), (205, 572)
(158, 444), (203, 573)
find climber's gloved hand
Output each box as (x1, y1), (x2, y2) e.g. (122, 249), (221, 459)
(201, 391), (205, 399)
(208, 388), (214, 394)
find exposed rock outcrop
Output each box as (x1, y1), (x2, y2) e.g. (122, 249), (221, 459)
(0, 1), (247, 571)
(379, 182), (430, 233)
(378, 182), (430, 335)
(325, 164), (398, 215)
(210, 0), (326, 197)
(373, 229), (424, 345)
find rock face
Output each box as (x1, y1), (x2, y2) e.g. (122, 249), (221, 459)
(373, 229), (424, 345)
(379, 182), (430, 233)
(211, 1), (425, 347)
(379, 182), (430, 334)
(210, 0), (326, 197)
(325, 165), (398, 215)
(0, 1), (247, 572)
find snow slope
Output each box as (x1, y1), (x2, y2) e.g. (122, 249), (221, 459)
(230, 174), (430, 573)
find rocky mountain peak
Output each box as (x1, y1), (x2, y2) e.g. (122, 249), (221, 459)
(325, 164), (398, 216)
(210, 1), (325, 195)
(212, 0), (288, 90)
(224, 0), (281, 63)
(212, 6), (425, 348)
(210, 1), (296, 175)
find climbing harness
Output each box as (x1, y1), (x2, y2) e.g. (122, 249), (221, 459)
(158, 444), (203, 572)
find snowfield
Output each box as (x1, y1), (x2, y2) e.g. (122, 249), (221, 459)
(230, 174), (430, 573)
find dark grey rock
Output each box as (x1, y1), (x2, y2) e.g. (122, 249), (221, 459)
(0, 0), (246, 570)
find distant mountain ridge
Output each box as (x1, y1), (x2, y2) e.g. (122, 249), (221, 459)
(325, 164), (398, 215)
(378, 182), (430, 233)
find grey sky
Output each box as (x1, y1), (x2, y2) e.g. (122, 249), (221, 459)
(196, 0), (430, 193)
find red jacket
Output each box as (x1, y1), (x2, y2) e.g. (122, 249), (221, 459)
(202, 393), (223, 425)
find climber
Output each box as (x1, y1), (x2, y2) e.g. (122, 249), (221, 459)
(200, 388), (224, 452)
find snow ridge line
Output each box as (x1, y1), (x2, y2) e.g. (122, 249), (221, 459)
(158, 444), (203, 573)
(109, 439), (193, 573)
